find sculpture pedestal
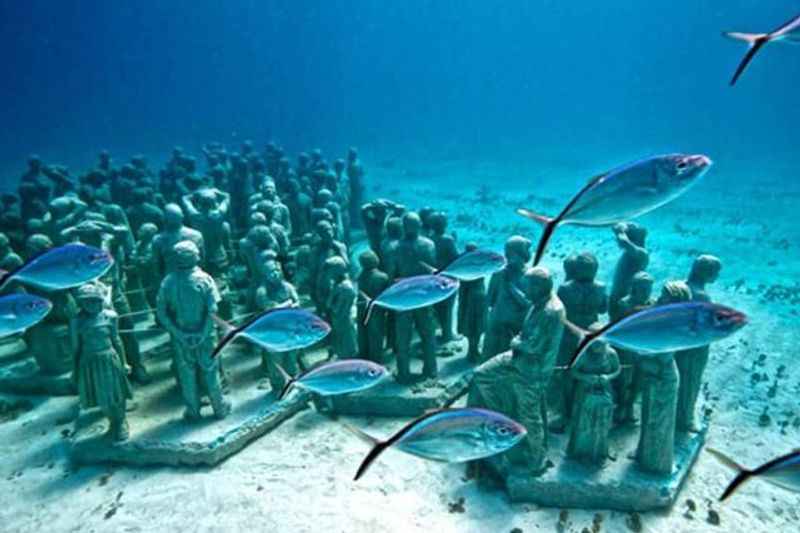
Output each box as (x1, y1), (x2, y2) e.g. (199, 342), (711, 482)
(483, 423), (707, 511)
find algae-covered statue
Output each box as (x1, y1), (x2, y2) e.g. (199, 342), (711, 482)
(324, 256), (358, 359)
(356, 250), (390, 363)
(152, 203), (205, 278)
(551, 252), (607, 432)
(469, 266), (564, 474)
(676, 254), (722, 433)
(457, 242), (488, 363)
(71, 283), (132, 442)
(430, 212), (459, 343)
(482, 236), (532, 361)
(156, 240), (231, 421)
(609, 222), (649, 320)
(309, 220), (348, 314)
(567, 324), (621, 466)
(182, 188), (231, 279)
(635, 280), (690, 475)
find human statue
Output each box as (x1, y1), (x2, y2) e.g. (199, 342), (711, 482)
(567, 323), (621, 466)
(181, 189), (231, 278)
(250, 177), (292, 236)
(156, 241), (231, 420)
(635, 280), (689, 475)
(45, 195), (88, 245)
(0, 233), (22, 271)
(152, 203), (205, 278)
(457, 243), (488, 363)
(309, 221), (348, 314)
(126, 187), (164, 234)
(379, 216), (403, 279)
(239, 225), (279, 309)
(482, 236), (532, 361)
(257, 201), (291, 260)
(285, 178), (312, 240)
(356, 250), (390, 363)
(675, 254), (722, 433)
(609, 222), (649, 319)
(324, 256), (358, 359)
(550, 252), (607, 432)
(612, 271), (654, 425)
(253, 255), (300, 394)
(430, 212), (459, 343)
(346, 147), (365, 230)
(361, 199), (405, 254)
(395, 212), (438, 383)
(469, 267), (565, 474)
(315, 189), (344, 243)
(71, 283), (132, 441)
(418, 207), (435, 238)
(127, 223), (161, 312)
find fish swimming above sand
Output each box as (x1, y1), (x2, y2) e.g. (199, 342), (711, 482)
(0, 243), (114, 292)
(517, 154), (712, 266)
(212, 307), (330, 358)
(707, 447), (800, 501)
(345, 407), (527, 481)
(0, 293), (53, 338)
(566, 301), (747, 369)
(276, 358), (389, 400)
(724, 13), (800, 86)
(362, 274), (459, 325)
(439, 249), (506, 282)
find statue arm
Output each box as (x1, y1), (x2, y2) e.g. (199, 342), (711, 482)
(155, 281), (179, 338)
(181, 194), (199, 217)
(110, 314), (128, 368)
(217, 190), (230, 214)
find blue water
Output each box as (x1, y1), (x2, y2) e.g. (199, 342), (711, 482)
(1, 1), (799, 182)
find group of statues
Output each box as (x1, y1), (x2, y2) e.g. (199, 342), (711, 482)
(0, 142), (722, 483)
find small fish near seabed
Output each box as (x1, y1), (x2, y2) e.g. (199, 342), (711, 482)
(439, 249), (507, 282)
(362, 274), (459, 325)
(212, 307), (331, 358)
(566, 301), (748, 368)
(707, 447), (800, 501)
(276, 358), (389, 400)
(724, 13), (800, 86)
(517, 154), (712, 266)
(346, 407), (527, 481)
(0, 243), (114, 292)
(0, 293), (53, 339)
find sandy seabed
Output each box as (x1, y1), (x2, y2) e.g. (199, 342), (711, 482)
(1, 152), (798, 533)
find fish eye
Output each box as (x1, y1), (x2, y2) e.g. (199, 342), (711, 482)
(676, 161), (688, 171)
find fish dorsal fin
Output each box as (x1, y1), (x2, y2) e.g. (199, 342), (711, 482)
(210, 307), (284, 359)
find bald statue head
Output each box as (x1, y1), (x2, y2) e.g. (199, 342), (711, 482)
(689, 254), (721, 285)
(164, 203), (184, 231)
(402, 212), (422, 239)
(525, 266), (553, 306)
(505, 235), (532, 269)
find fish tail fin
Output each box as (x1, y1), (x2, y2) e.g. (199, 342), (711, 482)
(359, 290), (375, 326)
(723, 32), (769, 86)
(565, 321), (600, 369)
(276, 363), (296, 400)
(706, 447), (752, 501)
(0, 269), (12, 292)
(516, 208), (558, 266)
(344, 423), (389, 481)
(211, 315), (240, 359)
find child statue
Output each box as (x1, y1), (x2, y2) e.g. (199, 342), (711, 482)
(71, 283), (132, 441)
(457, 243), (488, 362)
(324, 256), (358, 359)
(609, 223), (649, 319)
(356, 250), (390, 363)
(429, 212), (459, 343)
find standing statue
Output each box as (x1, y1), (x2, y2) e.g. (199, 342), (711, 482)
(128, 223), (161, 310)
(468, 267), (565, 474)
(346, 147), (365, 230)
(567, 324), (621, 466)
(152, 203), (205, 278)
(324, 256), (358, 359)
(357, 250), (390, 363)
(430, 212), (459, 343)
(635, 280), (690, 475)
(609, 223), (649, 319)
(181, 189), (231, 279)
(395, 212), (438, 383)
(309, 221), (348, 314)
(550, 252), (607, 432)
(457, 243), (488, 362)
(361, 199), (405, 254)
(285, 178), (312, 240)
(156, 241), (231, 421)
(126, 187), (164, 235)
(378, 216), (403, 279)
(675, 254), (722, 433)
(71, 283), (132, 442)
(239, 225), (279, 309)
(251, 177), (292, 236)
(612, 272), (654, 425)
(482, 236), (532, 361)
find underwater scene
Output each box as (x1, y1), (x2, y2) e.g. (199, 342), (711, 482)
(0, 1), (799, 532)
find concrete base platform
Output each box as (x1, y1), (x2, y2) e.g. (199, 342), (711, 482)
(330, 339), (474, 417)
(68, 344), (315, 467)
(485, 423), (707, 511)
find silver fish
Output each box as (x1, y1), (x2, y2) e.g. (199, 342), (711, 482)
(346, 407), (527, 480)
(708, 448), (800, 501)
(517, 154), (712, 266)
(440, 249), (507, 282)
(212, 308), (330, 358)
(724, 13), (800, 86)
(0, 243), (114, 292)
(0, 293), (53, 338)
(276, 358), (388, 399)
(567, 301), (747, 368)
(363, 274), (459, 324)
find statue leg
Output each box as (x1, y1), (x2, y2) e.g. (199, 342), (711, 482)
(367, 311), (386, 363)
(415, 308), (437, 378)
(510, 378), (546, 472)
(174, 348), (202, 420)
(675, 348), (708, 432)
(199, 348), (231, 419)
(115, 292), (150, 384)
(435, 295), (456, 343)
(395, 311), (413, 383)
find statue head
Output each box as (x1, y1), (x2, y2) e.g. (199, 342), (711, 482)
(297, 152), (309, 167)
(504, 235), (532, 269)
(250, 225), (274, 248)
(689, 254), (721, 285)
(572, 251), (599, 283)
(25, 233), (53, 257)
(241, 139), (253, 154)
(310, 148), (322, 162)
(626, 223), (647, 247)
(98, 150), (110, 167)
(418, 207), (435, 230)
(27, 154), (42, 172)
(0, 253), (23, 271)
(525, 266), (553, 306)
(137, 222), (158, 242)
(630, 272), (654, 304)
(261, 177), (277, 199)
(316, 188), (333, 208)
(76, 283), (105, 315)
(195, 189), (217, 213)
(48, 197), (72, 218)
(429, 212), (448, 235)
(359, 250), (379, 272)
(164, 203), (184, 230)
(334, 158), (345, 174)
(385, 216), (403, 240)
(287, 178), (301, 194)
(131, 155), (147, 170)
(250, 212), (268, 226)
(347, 147), (358, 162)
(172, 146), (183, 159)
(316, 220), (335, 243)
(402, 212), (422, 239)
(173, 240), (200, 271)
(658, 280), (692, 304)
(562, 253), (578, 282)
